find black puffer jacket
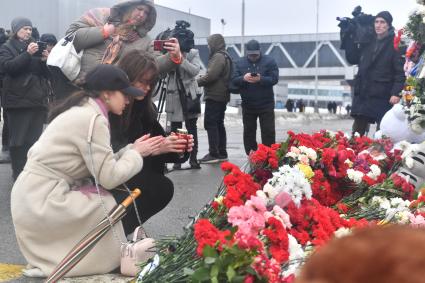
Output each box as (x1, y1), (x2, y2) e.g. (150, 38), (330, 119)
(345, 30), (406, 123)
(0, 38), (49, 109)
(232, 54), (279, 111)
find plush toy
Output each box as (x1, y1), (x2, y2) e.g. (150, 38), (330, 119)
(375, 104), (425, 143)
(397, 142), (425, 190)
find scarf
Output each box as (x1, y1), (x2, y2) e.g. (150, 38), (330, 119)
(82, 8), (141, 64)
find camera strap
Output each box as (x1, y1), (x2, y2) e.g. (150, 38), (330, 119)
(175, 68), (189, 115)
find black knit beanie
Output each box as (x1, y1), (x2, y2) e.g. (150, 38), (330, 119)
(375, 11), (393, 27)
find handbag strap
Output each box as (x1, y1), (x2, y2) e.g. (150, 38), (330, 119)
(87, 114), (143, 245)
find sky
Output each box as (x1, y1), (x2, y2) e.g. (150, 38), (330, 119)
(155, 0), (418, 36)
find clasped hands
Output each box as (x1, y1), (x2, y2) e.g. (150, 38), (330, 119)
(243, 73), (261, 83)
(132, 133), (194, 157)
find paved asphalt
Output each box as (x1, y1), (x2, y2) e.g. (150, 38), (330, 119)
(0, 115), (354, 282)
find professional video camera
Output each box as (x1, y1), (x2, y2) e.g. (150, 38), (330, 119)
(337, 6), (375, 50)
(156, 20), (195, 53)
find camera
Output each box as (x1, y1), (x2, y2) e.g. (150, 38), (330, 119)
(33, 41), (47, 57)
(337, 6), (375, 50)
(156, 20), (195, 53)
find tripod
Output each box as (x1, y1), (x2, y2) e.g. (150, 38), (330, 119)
(155, 78), (168, 122)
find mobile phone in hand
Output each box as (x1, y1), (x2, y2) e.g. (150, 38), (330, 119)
(153, 40), (173, 51)
(251, 72), (258, 77)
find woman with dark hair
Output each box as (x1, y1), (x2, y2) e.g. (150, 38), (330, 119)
(0, 17), (50, 179)
(110, 50), (194, 235)
(11, 64), (165, 277)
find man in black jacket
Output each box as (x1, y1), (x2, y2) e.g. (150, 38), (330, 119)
(345, 11), (405, 136)
(232, 39), (279, 155)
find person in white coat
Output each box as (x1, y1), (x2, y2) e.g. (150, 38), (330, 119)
(11, 64), (165, 278)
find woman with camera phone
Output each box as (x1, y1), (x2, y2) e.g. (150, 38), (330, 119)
(110, 50), (195, 235)
(0, 17), (50, 180)
(64, 0), (182, 90)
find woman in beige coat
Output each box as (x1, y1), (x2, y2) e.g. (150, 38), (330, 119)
(10, 64), (165, 278)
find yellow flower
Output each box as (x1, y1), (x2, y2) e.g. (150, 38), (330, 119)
(297, 164), (315, 179)
(214, 196), (224, 205)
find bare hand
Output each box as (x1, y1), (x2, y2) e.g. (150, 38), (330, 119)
(389, 96), (401, 105)
(27, 43), (39, 55)
(133, 134), (165, 157)
(186, 135), (195, 153)
(41, 50), (49, 62)
(152, 134), (187, 156)
(103, 23), (116, 37)
(243, 73), (261, 83)
(163, 37), (182, 60)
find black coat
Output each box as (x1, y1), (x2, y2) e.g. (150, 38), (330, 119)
(0, 38), (49, 109)
(232, 54), (279, 111)
(345, 31), (406, 123)
(110, 101), (189, 175)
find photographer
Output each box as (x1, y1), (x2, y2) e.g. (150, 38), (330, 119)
(343, 11), (405, 136)
(164, 21), (202, 170)
(0, 28), (10, 160)
(0, 17), (50, 180)
(66, 0), (182, 86)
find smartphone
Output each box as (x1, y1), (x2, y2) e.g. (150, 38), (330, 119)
(34, 41), (47, 57)
(153, 40), (173, 51)
(251, 72), (258, 77)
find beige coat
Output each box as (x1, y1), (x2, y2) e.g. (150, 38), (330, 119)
(11, 98), (143, 277)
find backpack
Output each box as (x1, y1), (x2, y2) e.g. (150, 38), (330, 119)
(217, 51), (240, 94)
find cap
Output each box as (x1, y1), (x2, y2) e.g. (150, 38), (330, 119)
(40, 33), (58, 45)
(84, 64), (144, 97)
(246, 39), (261, 55)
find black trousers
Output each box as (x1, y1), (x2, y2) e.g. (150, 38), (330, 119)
(171, 117), (198, 163)
(6, 108), (45, 179)
(352, 116), (380, 137)
(242, 107), (276, 155)
(204, 99), (227, 157)
(112, 170), (174, 235)
(2, 109), (9, 149)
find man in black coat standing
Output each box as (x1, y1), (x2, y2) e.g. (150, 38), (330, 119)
(345, 11), (405, 136)
(232, 39), (279, 155)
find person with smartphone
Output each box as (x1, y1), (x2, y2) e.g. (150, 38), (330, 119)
(0, 17), (50, 180)
(65, 0), (182, 89)
(231, 39), (279, 155)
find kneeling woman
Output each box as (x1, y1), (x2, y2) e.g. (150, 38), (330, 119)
(11, 64), (164, 277)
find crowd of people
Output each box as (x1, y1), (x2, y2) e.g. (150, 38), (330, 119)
(0, 0), (412, 279)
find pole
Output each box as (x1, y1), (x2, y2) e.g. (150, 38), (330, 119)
(314, 0), (319, 113)
(241, 0), (245, 56)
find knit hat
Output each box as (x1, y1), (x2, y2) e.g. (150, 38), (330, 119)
(375, 11), (393, 27)
(11, 17), (32, 34)
(246, 39), (261, 55)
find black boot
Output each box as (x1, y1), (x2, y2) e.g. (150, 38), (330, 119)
(189, 151), (201, 169)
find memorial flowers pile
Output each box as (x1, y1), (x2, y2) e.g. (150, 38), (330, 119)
(137, 131), (424, 283)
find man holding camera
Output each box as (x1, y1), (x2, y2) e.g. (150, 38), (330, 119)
(345, 11), (405, 136)
(0, 17), (51, 179)
(232, 39), (279, 155)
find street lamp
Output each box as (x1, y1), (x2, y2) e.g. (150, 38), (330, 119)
(221, 18), (227, 35)
(314, 0), (320, 113)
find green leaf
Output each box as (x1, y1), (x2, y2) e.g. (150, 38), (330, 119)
(211, 264), (219, 278)
(232, 275), (246, 283)
(203, 245), (219, 258)
(184, 268), (195, 276)
(191, 267), (210, 281)
(211, 277), (219, 283)
(226, 266), (236, 281)
(204, 257), (216, 265)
